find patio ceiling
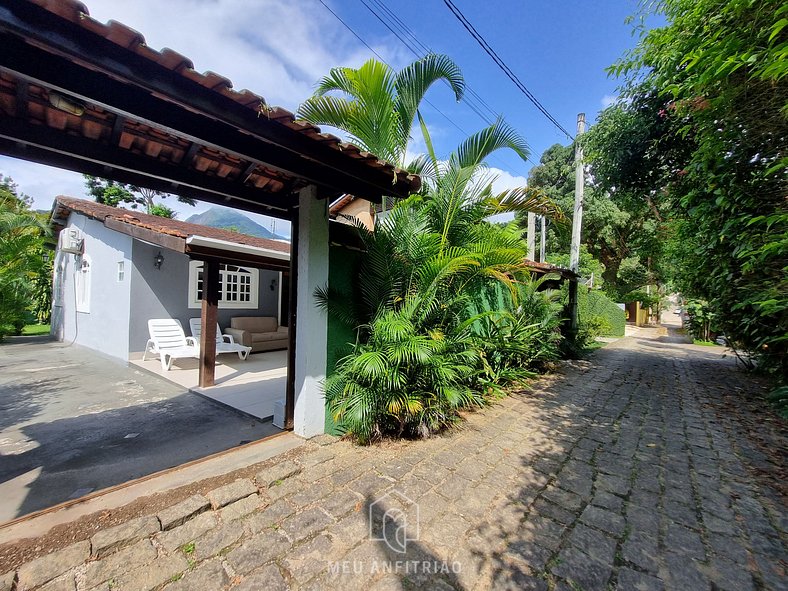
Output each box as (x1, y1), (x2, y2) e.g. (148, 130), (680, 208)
(0, 0), (421, 220)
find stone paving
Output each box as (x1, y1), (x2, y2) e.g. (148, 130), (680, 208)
(3, 329), (786, 590)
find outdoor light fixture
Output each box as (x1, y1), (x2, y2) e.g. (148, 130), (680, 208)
(48, 92), (85, 116)
(270, 278), (277, 291)
(154, 251), (164, 270)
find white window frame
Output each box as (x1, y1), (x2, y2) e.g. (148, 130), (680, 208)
(188, 260), (259, 309)
(75, 255), (91, 313)
(117, 261), (125, 282)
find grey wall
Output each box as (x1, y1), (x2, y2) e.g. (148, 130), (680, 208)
(51, 214), (133, 362)
(128, 240), (281, 353)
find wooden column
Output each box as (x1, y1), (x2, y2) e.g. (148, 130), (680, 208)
(198, 259), (220, 387)
(284, 211), (299, 430)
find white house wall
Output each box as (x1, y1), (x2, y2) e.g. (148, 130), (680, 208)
(51, 213), (133, 362)
(128, 240), (281, 353)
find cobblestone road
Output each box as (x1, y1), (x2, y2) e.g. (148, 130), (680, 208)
(5, 328), (786, 590)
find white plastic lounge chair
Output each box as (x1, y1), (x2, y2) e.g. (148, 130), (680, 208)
(189, 318), (251, 361)
(143, 319), (200, 371)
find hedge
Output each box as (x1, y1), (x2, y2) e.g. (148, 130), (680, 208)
(579, 288), (625, 337)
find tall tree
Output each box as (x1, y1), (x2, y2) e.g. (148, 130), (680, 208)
(84, 176), (194, 218)
(0, 175), (48, 337)
(519, 134), (666, 301)
(610, 0), (788, 375)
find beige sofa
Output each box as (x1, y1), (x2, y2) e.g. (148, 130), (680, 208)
(223, 317), (288, 353)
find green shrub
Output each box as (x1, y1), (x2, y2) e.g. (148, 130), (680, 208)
(767, 386), (788, 419)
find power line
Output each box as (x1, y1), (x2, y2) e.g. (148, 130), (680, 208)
(316, 1), (479, 149)
(359, 0), (496, 126)
(442, 0), (574, 141)
(354, 0), (539, 171)
(366, 0), (500, 122)
(317, 0), (539, 175)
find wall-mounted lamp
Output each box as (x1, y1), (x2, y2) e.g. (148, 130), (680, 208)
(270, 278), (277, 291)
(48, 92), (85, 116)
(154, 251), (164, 270)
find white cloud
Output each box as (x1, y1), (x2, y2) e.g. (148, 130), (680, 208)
(0, 157), (85, 211)
(1, 0), (404, 225)
(601, 94), (618, 108)
(486, 167), (528, 225)
(82, 0), (402, 111)
(489, 167), (528, 193)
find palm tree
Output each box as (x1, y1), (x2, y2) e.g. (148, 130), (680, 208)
(297, 54), (464, 167)
(321, 120), (565, 442)
(302, 57), (567, 442)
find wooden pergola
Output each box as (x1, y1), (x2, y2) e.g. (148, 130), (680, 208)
(0, 0), (419, 431)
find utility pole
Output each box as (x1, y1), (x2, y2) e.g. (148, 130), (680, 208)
(526, 212), (536, 260)
(539, 216), (546, 262)
(569, 113), (586, 334)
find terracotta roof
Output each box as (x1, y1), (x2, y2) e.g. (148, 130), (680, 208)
(31, 0), (420, 189)
(0, 0), (420, 216)
(329, 195), (356, 216)
(52, 196), (289, 254)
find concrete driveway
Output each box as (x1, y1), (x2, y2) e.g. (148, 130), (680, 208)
(0, 336), (280, 522)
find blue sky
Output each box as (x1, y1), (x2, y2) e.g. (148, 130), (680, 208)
(0, 0), (658, 236)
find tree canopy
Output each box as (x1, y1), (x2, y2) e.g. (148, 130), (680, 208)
(0, 175), (49, 337)
(84, 176), (194, 218)
(602, 0), (788, 375)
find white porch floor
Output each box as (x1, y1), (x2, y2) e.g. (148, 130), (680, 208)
(129, 350), (287, 420)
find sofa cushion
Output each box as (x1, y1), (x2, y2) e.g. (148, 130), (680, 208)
(231, 316), (277, 332)
(252, 332), (288, 343)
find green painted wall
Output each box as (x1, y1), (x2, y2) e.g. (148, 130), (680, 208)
(324, 244), (360, 435)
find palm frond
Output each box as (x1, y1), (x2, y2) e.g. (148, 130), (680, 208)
(451, 118), (530, 169)
(395, 54), (464, 142)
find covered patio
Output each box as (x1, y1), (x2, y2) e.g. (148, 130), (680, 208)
(131, 350), (287, 421)
(0, 0), (419, 437)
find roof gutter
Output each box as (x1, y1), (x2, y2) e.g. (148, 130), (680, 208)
(185, 235), (290, 261)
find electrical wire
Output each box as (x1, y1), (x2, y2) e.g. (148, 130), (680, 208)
(442, 0), (574, 141)
(345, 0), (540, 171)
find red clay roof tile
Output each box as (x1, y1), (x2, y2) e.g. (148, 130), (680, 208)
(53, 196), (290, 254)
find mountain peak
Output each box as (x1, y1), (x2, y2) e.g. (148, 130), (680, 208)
(185, 207), (287, 241)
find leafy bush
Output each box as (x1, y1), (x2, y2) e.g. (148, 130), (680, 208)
(767, 386), (788, 419)
(1, 176), (48, 340)
(326, 300), (484, 443)
(683, 299), (716, 343)
(581, 289), (625, 337)
(469, 277), (563, 390)
(609, 0), (788, 377)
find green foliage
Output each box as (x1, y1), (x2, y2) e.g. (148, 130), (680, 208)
(305, 54), (568, 442)
(297, 54), (464, 167)
(472, 278), (563, 382)
(519, 136), (665, 301)
(547, 246), (606, 289)
(22, 323), (50, 336)
(580, 289), (625, 338)
(683, 299), (716, 343)
(84, 175), (194, 216)
(147, 203), (177, 219)
(610, 0), (788, 377)
(767, 385), (788, 419)
(562, 287), (625, 355)
(0, 175), (49, 339)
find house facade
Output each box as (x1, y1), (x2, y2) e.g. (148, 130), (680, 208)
(51, 197), (288, 363)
